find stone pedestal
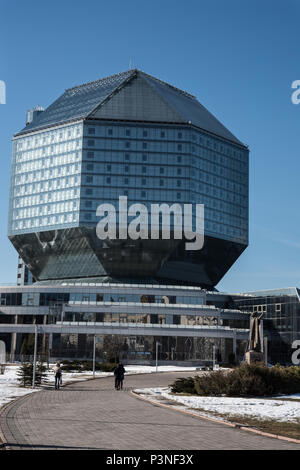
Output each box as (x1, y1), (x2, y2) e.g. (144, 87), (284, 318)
(245, 350), (265, 364)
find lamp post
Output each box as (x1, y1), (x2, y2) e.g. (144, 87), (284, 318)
(93, 335), (96, 378)
(212, 344), (216, 370)
(155, 341), (161, 373)
(32, 323), (38, 388)
(93, 336), (101, 378)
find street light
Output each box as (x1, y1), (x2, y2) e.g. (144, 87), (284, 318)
(212, 344), (216, 370)
(93, 335), (101, 378)
(93, 335), (96, 378)
(32, 323), (38, 388)
(155, 341), (161, 373)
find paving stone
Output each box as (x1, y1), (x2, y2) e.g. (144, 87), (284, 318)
(0, 372), (299, 450)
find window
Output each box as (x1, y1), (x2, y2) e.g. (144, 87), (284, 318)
(177, 180), (181, 187)
(125, 153), (130, 161)
(143, 130), (148, 137)
(126, 129), (131, 136)
(86, 164), (94, 171)
(86, 176), (93, 183)
(177, 155), (182, 163)
(125, 166), (129, 173)
(177, 192), (181, 200)
(160, 131), (165, 138)
(108, 129), (113, 136)
(143, 142), (147, 149)
(142, 154), (147, 161)
(178, 144), (182, 151)
(275, 304), (281, 312)
(88, 139), (95, 147)
(85, 213), (92, 220)
(87, 151), (94, 159)
(124, 178), (129, 184)
(86, 188), (93, 195)
(106, 177), (111, 183)
(88, 128), (95, 135)
(177, 168), (182, 175)
(178, 132), (182, 139)
(160, 167), (164, 174)
(85, 200), (92, 208)
(142, 166), (147, 173)
(125, 142), (130, 148)
(141, 191), (146, 198)
(107, 165), (111, 172)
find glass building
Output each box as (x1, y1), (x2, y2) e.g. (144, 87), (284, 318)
(1, 70), (254, 364)
(8, 69), (249, 288)
(234, 288), (300, 365)
(0, 283), (249, 363)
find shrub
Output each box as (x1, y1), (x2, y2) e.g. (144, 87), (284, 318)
(17, 362), (48, 388)
(170, 377), (196, 394)
(60, 360), (82, 372)
(99, 362), (118, 372)
(60, 361), (116, 372)
(170, 363), (300, 397)
(81, 361), (102, 371)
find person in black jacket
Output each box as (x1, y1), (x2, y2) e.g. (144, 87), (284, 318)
(114, 363), (126, 390)
(53, 362), (62, 390)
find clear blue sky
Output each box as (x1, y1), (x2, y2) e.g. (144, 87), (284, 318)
(0, 0), (299, 292)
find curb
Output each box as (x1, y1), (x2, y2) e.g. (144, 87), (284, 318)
(0, 370), (178, 449)
(0, 392), (38, 450)
(131, 391), (300, 445)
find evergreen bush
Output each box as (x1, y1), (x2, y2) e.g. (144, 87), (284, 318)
(17, 362), (48, 388)
(99, 362), (117, 372)
(170, 363), (300, 397)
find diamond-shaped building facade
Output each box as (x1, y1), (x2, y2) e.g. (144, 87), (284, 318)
(8, 70), (249, 288)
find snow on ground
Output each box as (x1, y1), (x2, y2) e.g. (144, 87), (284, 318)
(2, 364), (300, 423)
(0, 364), (197, 409)
(0, 366), (40, 408)
(133, 387), (300, 423)
(277, 393), (300, 400)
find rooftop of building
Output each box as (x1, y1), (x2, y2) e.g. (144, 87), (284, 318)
(15, 69), (247, 147)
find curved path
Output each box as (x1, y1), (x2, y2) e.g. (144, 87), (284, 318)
(0, 372), (299, 450)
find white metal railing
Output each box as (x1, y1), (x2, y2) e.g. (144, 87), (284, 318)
(66, 301), (212, 309)
(55, 321), (248, 332)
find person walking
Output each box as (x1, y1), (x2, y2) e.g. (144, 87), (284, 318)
(118, 363), (126, 390)
(53, 362), (62, 390)
(114, 363), (126, 390)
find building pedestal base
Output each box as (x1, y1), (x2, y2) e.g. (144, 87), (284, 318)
(245, 350), (265, 364)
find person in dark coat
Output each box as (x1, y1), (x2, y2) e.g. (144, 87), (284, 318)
(114, 363), (126, 390)
(53, 362), (62, 390)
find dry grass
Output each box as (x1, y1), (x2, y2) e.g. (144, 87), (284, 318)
(190, 406), (300, 441)
(154, 393), (300, 441)
(226, 415), (300, 440)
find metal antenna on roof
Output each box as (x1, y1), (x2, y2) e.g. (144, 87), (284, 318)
(129, 58), (133, 69)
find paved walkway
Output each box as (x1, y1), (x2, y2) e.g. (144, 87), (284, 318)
(0, 372), (299, 450)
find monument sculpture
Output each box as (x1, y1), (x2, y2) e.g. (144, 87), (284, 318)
(245, 311), (265, 363)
